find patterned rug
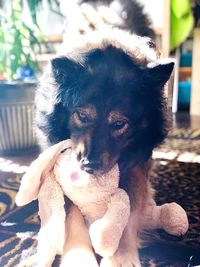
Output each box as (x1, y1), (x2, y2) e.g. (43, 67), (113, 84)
(0, 128), (200, 267)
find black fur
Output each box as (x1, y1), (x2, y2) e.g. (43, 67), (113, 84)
(35, 1), (173, 189)
(35, 42), (174, 189)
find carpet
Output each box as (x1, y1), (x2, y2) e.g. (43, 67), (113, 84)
(0, 128), (200, 267)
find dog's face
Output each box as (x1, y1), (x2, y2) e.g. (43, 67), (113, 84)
(69, 91), (136, 174)
(69, 103), (129, 173)
(38, 41), (174, 175)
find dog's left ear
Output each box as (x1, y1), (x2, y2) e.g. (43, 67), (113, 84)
(51, 56), (85, 85)
(146, 60), (174, 88)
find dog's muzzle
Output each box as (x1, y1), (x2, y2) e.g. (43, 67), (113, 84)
(80, 157), (102, 174)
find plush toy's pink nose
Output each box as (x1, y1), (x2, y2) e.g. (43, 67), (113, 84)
(71, 172), (80, 181)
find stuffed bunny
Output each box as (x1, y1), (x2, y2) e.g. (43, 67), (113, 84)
(16, 139), (189, 267)
(16, 140), (130, 266)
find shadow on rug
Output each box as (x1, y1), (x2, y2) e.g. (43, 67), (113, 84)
(0, 129), (200, 266)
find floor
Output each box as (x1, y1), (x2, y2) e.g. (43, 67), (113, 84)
(173, 112), (200, 129)
(0, 112), (200, 267)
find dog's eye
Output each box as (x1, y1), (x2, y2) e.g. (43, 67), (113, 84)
(113, 121), (126, 129)
(76, 111), (89, 123)
(111, 120), (129, 135)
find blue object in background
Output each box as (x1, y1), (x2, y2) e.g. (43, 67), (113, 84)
(178, 81), (191, 104)
(16, 66), (35, 80)
(180, 52), (192, 67)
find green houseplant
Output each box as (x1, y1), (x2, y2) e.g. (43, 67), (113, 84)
(0, 0), (42, 155)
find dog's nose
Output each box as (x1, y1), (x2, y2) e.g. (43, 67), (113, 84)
(80, 158), (101, 174)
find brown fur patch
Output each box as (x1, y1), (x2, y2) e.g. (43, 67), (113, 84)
(108, 111), (129, 136)
(77, 105), (97, 120)
(71, 105), (97, 127)
(108, 111), (128, 123)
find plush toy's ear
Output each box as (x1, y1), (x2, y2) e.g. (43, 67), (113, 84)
(15, 140), (72, 206)
(147, 60), (174, 88)
(51, 56), (85, 85)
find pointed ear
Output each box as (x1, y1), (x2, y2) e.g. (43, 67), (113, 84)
(51, 56), (85, 84)
(147, 60), (174, 87)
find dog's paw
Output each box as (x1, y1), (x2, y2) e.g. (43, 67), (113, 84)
(160, 202), (189, 236)
(89, 219), (120, 257)
(60, 248), (99, 267)
(100, 249), (141, 267)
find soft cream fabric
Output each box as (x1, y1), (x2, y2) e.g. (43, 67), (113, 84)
(16, 139), (189, 266)
(16, 140), (130, 264)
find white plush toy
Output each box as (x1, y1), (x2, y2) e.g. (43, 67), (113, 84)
(16, 140), (130, 266)
(16, 139), (189, 267)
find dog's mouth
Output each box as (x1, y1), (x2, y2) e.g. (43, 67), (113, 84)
(79, 157), (97, 172)
(72, 142), (119, 175)
(80, 159), (106, 175)
(79, 157), (117, 175)
(82, 167), (113, 176)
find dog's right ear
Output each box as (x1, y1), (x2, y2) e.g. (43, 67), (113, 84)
(146, 59), (175, 88)
(51, 56), (85, 84)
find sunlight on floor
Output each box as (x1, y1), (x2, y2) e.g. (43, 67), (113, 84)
(153, 151), (177, 160)
(0, 150), (200, 175)
(153, 150), (200, 163)
(16, 232), (37, 240)
(0, 157), (28, 174)
(177, 152), (200, 163)
(1, 221), (17, 227)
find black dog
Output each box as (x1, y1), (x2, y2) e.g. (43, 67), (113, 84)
(36, 31), (173, 182)
(35, 2), (174, 266)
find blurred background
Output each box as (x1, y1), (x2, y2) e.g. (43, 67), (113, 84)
(0, 1), (200, 267)
(0, 0), (200, 155)
(1, 0), (200, 155)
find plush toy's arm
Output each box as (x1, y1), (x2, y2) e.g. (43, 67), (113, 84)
(16, 140), (71, 206)
(37, 172), (66, 267)
(16, 140), (71, 267)
(89, 188), (130, 257)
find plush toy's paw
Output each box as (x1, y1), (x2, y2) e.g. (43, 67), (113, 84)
(89, 219), (121, 257)
(100, 248), (141, 267)
(160, 202), (189, 236)
(60, 248), (99, 267)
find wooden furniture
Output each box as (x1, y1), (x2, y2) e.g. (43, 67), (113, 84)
(190, 28), (200, 115)
(179, 67), (192, 81)
(162, 0), (171, 57)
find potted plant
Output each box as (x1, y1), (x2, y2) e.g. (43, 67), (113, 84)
(0, 0), (42, 155)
